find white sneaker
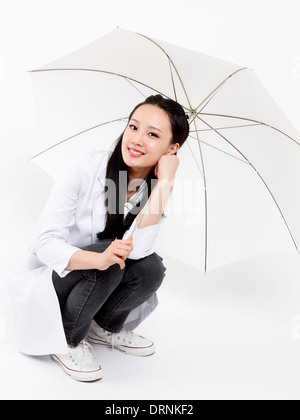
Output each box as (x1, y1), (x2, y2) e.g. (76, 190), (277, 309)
(52, 340), (103, 382)
(88, 320), (156, 357)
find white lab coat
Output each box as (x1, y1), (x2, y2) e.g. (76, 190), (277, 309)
(6, 149), (165, 356)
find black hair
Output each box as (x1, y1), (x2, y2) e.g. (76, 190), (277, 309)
(96, 94), (190, 241)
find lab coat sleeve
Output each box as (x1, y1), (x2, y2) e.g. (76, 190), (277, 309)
(122, 216), (164, 260)
(27, 155), (88, 277)
(122, 186), (174, 259)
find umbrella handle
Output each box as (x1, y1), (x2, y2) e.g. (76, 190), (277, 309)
(127, 181), (159, 241)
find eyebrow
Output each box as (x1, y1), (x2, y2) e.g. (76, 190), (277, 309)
(130, 118), (162, 132)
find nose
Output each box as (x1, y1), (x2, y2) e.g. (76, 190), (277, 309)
(131, 130), (145, 147)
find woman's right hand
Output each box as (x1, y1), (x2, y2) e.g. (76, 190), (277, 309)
(96, 239), (134, 270)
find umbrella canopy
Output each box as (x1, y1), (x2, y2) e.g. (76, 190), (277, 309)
(28, 28), (300, 273)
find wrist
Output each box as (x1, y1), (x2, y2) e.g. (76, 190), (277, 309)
(66, 250), (103, 271)
(92, 252), (104, 270)
(157, 177), (174, 192)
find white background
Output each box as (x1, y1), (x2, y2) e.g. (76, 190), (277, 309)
(1, 0), (300, 400)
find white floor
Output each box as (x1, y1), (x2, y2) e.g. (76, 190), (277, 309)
(1, 251), (300, 400)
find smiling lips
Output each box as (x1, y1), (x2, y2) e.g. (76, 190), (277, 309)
(128, 148), (144, 157)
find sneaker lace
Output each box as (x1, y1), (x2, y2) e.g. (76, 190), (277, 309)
(82, 339), (97, 358)
(111, 329), (135, 352)
(69, 340), (96, 367)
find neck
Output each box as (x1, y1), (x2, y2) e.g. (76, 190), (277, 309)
(128, 166), (151, 183)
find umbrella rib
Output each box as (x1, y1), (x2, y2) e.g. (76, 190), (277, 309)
(200, 112), (300, 147)
(188, 134), (251, 165)
(124, 78), (148, 98)
(135, 32), (193, 109)
(29, 68), (186, 109)
(192, 119), (208, 273)
(196, 114), (300, 253)
(194, 67), (249, 113)
(185, 138), (205, 177)
(191, 122), (262, 132)
(28, 117), (128, 160)
(197, 84), (224, 114)
(168, 59), (178, 102)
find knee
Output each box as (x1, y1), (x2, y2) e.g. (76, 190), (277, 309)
(151, 253), (167, 281)
(134, 253), (167, 291)
(96, 262), (125, 285)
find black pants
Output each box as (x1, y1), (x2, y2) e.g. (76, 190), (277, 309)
(52, 240), (166, 347)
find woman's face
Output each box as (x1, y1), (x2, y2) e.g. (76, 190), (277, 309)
(121, 104), (179, 177)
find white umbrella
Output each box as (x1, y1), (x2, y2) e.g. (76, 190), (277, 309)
(28, 27), (300, 273)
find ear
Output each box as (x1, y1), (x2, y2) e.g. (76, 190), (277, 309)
(168, 143), (180, 155)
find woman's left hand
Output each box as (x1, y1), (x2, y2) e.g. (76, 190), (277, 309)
(154, 153), (180, 182)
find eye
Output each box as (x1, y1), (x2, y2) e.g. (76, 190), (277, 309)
(149, 132), (159, 138)
(129, 124), (137, 131)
